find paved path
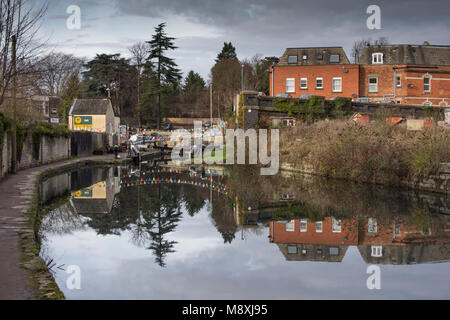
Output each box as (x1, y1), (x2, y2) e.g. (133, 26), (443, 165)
(0, 154), (122, 300)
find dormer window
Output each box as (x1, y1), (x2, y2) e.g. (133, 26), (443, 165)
(330, 54), (340, 63)
(287, 55), (298, 64)
(372, 53), (383, 64)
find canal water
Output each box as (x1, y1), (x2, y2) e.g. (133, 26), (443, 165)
(38, 164), (450, 299)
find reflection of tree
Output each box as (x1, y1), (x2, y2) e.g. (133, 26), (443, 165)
(181, 185), (206, 216)
(221, 232), (235, 244)
(139, 184), (183, 267)
(211, 193), (237, 244)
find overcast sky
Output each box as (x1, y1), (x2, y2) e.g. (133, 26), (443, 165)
(40, 0), (450, 79)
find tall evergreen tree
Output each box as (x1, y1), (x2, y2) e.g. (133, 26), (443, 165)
(145, 23), (182, 129)
(82, 53), (136, 116)
(183, 71), (206, 103)
(216, 42), (237, 62)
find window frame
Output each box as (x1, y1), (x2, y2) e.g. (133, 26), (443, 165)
(396, 76), (402, 88)
(330, 54), (340, 63)
(332, 77), (342, 93)
(332, 218), (342, 233)
(424, 75), (431, 93)
(300, 219), (307, 232)
(286, 78), (295, 93)
(316, 77), (323, 89)
(368, 76), (378, 93)
(368, 218), (378, 233)
(286, 220), (295, 232)
(372, 53), (383, 64)
(315, 221), (323, 233)
(287, 245), (298, 254)
(371, 245), (383, 257)
(287, 55), (298, 64)
(300, 77), (308, 90)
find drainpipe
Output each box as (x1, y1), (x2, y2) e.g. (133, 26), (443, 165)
(393, 68), (397, 98)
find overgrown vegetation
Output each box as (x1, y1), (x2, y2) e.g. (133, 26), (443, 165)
(0, 112), (11, 152)
(274, 96), (353, 122)
(31, 123), (71, 160)
(280, 119), (450, 185)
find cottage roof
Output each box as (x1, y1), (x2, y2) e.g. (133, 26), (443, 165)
(69, 99), (112, 115)
(359, 44), (450, 65)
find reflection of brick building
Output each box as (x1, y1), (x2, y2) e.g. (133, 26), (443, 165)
(269, 217), (358, 262)
(270, 215), (450, 264)
(358, 216), (450, 264)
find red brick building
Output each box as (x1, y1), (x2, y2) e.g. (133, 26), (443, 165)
(270, 43), (450, 107)
(269, 47), (360, 100)
(358, 44), (450, 106)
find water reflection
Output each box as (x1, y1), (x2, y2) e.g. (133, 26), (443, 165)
(38, 164), (450, 299)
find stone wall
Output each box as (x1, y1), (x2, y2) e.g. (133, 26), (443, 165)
(0, 132), (70, 179)
(280, 162), (450, 195)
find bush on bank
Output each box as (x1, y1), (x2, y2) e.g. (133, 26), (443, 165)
(280, 120), (450, 185)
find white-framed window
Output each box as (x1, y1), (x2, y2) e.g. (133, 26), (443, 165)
(286, 78), (295, 93)
(396, 76), (401, 88)
(286, 220), (295, 232)
(300, 77), (307, 89)
(424, 75), (431, 92)
(300, 219), (307, 232)
(316, 77), (323, 89)
(332, 218), (342, 233)
(423, 101), (432, 106)
(368, 218), (377, 233)
(394, 223), (401, 235)
(332, 77), (342, 92)
(371, 245), (383, 257)
(372, 53), (383, 64)
(315, 221), (323, 233)
(368, 76), (378, 93)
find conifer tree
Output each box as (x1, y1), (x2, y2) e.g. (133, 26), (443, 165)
(145, 23), (182, 129)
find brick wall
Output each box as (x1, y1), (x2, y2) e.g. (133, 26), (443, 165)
(270, 64), (360, 99)
(359, 65), (450, 105)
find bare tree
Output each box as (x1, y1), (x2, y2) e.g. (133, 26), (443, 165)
(129, 42), (149, 127)
(351, 37), (389, 63)
(0, 0), (48, 105)
(36, 52), (84, 96)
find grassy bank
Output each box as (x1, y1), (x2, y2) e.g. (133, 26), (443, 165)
(280, 120), (450, 186)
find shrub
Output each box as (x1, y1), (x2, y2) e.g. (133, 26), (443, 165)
(280, 120), (450, 185)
